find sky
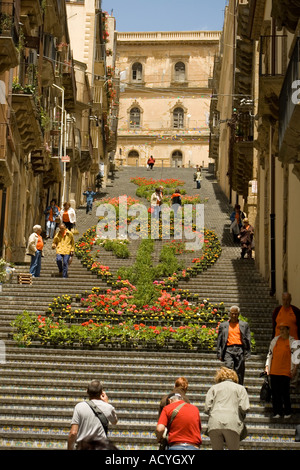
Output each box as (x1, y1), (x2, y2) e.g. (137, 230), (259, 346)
(101, 0), (227, 32)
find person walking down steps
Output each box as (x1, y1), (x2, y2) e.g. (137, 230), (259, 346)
(83, 188), (97, 215)
(52, 222), (75, 278)
(217, 306), (251, 385)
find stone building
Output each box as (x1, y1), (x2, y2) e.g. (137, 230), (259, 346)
(115, 30), (220, 168)
(209, 0), (300, 306)
(66, 1), (119, 188)
(0, 0), (113, 263)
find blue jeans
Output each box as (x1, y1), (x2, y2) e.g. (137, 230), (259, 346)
(86, 201), (93, 213)
(56, 254), (70, 278)
(169, 444), (199, 450)
(46, 220), (56, 238)
(30, 250), (42, 277)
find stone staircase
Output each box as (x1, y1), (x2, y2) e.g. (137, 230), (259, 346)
(0, 167), (299, 450)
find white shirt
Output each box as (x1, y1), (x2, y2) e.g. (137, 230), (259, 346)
(71, 399), (118, 445)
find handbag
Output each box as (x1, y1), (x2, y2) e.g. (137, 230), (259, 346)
(159, 402), (186, 451)
(260, 375), (272, 402)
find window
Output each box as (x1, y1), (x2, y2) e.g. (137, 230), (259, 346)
(132, 62), (143, 82)
(173, 107), (184, 128)
(174, 62), (186, 82)
(130, 107), (141, 128)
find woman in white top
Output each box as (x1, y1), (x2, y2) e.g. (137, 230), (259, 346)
(60, 202), (76, 231)
(150, 188), (162, 219)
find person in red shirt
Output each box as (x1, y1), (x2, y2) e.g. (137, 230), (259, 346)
(156, 391), (201, 450)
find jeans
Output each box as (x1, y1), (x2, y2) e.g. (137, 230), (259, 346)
(86, 201), (93, 213)
(56, 254), (70, 278)
(169, 444), (199, 450)
(196, 181), (201, 189)
(46, 220), (56, 238)
(30, 250), (42, 277)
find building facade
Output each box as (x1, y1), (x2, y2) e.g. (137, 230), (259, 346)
(115, 31), (220, 168)
(66, 1), (119, 189)
(0, 0), (114, 263)
(209, 0), (300, 306)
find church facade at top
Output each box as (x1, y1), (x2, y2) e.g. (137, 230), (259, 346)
(115, 31), (220, 169)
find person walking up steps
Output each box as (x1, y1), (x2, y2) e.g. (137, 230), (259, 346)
(205, 367), (250, 450)
(68, 379), (118, 450)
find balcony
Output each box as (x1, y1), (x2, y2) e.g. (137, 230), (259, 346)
(11, 91), (43, 153)
(62, 57), (77, 112)
(278, 37), (300, 177)
(78, 131), (93, 172)
(259, 35), (287, 119)
(41, 33), (56, 87)
(272, 0), (300, 33)
(228, 111), (254, 197)
(30, 149), (46, 174)
(20, 0), (42, 32)
(0, 2), (19, 73)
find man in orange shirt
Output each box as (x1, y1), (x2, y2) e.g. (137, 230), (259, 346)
(217, 306), (251, 385)
(265, 324), (298, 418)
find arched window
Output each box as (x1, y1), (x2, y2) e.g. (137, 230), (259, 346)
(132, 62), (143, 82)
(174, 62), (186, 82)
(173, 107), (184, 128)
(130, 107), (141, 128)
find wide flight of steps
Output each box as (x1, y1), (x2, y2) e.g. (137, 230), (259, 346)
(0, 168), (299, 450)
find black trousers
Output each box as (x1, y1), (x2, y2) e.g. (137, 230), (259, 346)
(224, 345), (245, 385)
(270, 375), (291, 416)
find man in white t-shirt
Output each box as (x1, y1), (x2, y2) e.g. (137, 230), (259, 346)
(68, 379), (118, 450)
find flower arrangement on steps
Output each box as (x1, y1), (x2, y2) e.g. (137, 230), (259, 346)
(11, 189), (255, 351)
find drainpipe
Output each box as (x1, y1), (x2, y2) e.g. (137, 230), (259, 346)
(0, 186), (7, 259)
(270, 21), (276, 296)
(270, 129), (276, 296)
